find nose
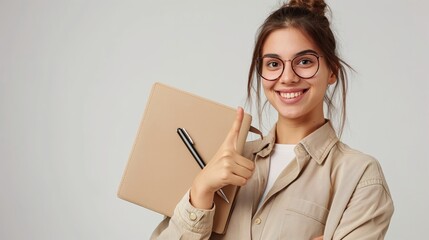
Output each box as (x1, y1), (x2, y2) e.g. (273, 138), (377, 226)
(279, 60), (299, 84)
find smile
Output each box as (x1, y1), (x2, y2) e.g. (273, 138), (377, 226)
(278, 90), (306, 99)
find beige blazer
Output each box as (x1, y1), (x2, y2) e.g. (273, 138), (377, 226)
(151, 121), (394, 239)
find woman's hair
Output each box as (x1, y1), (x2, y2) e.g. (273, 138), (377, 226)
(247, 0), (351, 136)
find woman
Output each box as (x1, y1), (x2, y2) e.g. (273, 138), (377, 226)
(152, 0), (394, 239)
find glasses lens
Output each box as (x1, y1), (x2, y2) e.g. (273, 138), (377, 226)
(292, 54), (319, 79)
(258, 57), (284, 81)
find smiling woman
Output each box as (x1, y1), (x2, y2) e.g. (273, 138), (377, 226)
(258, 28), (336, 137)
(247, 1), (351, 137)
(150, 0), (394, 239)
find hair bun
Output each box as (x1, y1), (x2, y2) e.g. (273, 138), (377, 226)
(287, 0), (327, 16)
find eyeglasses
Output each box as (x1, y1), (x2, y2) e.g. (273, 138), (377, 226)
(256, 53), (322, 80)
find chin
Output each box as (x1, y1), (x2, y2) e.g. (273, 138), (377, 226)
(276, 108), (306, 121)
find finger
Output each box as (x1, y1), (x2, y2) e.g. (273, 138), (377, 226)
(234, 156), (255, 172)
(224, 173), (249, 187)
(224, 107), (244, 149)
(231, 164), (254, 180)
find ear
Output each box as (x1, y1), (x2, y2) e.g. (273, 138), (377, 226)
(328, 71), (337, 85)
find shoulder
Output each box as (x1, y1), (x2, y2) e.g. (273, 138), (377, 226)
(330, 142), (380, 170)
(331, 142), (377, 164)
(329, 142), (391, 193)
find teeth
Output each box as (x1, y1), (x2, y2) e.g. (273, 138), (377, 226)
(280, 91), (303, 99)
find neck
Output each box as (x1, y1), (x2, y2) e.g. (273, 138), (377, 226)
(275, 115), (326, 144)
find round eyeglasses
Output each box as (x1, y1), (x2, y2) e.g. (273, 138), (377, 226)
(256, 53), (322, 80)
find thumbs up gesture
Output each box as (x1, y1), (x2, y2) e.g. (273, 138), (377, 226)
(190, 107), (255, 209)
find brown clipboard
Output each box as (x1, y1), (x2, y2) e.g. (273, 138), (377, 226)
(117, 82), (252, 234)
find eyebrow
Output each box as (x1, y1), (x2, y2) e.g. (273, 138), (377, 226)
(262, 49), (319, 58)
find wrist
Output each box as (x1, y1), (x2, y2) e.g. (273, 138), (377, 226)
(190, 184), (215, 209)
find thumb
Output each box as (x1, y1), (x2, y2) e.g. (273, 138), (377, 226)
(224, 107), (244, 150)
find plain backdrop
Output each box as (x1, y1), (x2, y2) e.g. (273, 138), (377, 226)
(1, 0), (428, 239)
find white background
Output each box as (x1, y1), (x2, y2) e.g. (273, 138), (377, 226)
(1, 0), (428, 239)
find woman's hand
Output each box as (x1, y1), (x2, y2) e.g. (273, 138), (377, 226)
(190, 107), (255, 209)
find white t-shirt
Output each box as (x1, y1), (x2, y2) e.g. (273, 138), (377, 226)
(258, 144), (296, 209)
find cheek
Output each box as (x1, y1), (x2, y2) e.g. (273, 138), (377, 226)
(262, 80), (275, 91)
(262, 80), (276, 98)
(306, 77), (330, 99)
(316, 66), (333, 86)
(311, 71), (331, 88)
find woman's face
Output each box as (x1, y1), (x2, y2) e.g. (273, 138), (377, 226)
(261, 27), (336, 124)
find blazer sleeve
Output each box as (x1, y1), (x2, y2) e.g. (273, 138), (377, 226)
(333, 161), (394, 240)
(150, 190), (215, 240)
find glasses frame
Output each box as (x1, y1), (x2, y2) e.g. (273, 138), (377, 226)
(256, 53), (323, 81)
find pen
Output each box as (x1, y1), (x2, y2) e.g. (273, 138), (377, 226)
(177, 127), (230, 204)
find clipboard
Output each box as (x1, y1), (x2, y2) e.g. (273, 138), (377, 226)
(117, 82), (252, 234)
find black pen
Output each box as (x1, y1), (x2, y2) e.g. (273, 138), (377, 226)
(177, 128), (230, 203)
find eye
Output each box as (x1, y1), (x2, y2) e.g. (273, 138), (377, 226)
(298, 59), (312, 65)
(267, 61), (279, 68)
(263, 58), (282, 70)
(293, 54), (318, 68)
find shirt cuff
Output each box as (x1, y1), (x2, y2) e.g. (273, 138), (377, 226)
(172, 189), (216, 233)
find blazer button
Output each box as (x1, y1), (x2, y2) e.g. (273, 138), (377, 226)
(254, 218), (262, 225)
